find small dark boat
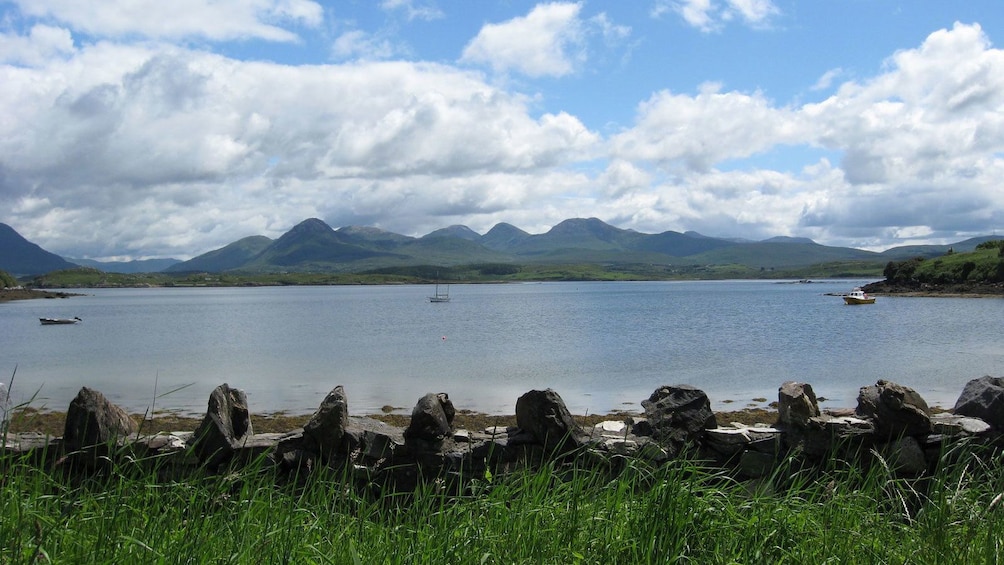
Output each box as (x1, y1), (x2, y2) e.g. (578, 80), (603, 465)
(40, 316), (81, 325)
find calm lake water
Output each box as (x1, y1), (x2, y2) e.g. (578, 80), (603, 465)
(2, 281), (1002, 417)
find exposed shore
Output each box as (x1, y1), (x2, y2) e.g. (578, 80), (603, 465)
(862, 281), (1004, 297)
(5, 406), (780, 437)
(0, 288), (82, 302)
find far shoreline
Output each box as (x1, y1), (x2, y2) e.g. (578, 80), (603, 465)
(862, 280), (1004, 298)
(0, 288), (83, 303)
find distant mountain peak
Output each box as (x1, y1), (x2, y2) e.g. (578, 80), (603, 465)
(482, 222), (531, 251)
(289, 218), (335, 234)
(547, 218), (626, 241)
(423, 225), (481, 241)
(0, 222), (77, 276)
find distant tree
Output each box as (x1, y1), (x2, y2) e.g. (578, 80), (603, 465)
(477, 263), (520, 276)
(883, 257), (925, 284)
(0, 270), (18, 288)
(975, 239), (1004, 251)
(960, 261), (977, 281)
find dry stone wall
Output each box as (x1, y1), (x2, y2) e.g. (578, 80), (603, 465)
(3, 378), (1003, 487)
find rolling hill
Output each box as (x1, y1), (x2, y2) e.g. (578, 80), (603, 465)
(5, 218), (1004, 278)
(164, 217), (909, 274)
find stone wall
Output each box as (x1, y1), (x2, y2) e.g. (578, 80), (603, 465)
(3, 377), (1003, 488)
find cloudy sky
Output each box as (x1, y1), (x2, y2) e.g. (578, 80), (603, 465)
(2, 1), (1003, 261)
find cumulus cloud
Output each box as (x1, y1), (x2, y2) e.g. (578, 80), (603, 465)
(603, 22), (1004, 248)
(609, 82), (804, 173)
(0, 41), (599, 257)
(0, 24), (75, 66)
(7, 0), (323, 42)
(460, 2), (587, 78)
(1, 6), (1003, 259)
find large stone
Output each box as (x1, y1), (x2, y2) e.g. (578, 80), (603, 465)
(881, 436), (928, 477)
(515, 389), (586, 454)
(855, 380), (931, 439)
(640, 385), (717, 448)
(345, 416), (406, 462)
(63, 387), (138, 451)
(191, 383), (254, 469)
(302, 386), (350, 459)
(786, 414), (874, 458)
(953, 376), (1004, 430)
(404, 392), (455, 444)
(777, 381), (819, 427)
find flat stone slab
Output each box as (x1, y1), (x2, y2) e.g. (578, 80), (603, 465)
(3, 432), (58, 454)
(593, 420), (630, 438)
(931, 414), (992, 436)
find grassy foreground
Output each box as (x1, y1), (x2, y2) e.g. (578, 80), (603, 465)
(2, 437), (1002, 564)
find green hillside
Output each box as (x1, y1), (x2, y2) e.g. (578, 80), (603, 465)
(865, 240), (1004, 293)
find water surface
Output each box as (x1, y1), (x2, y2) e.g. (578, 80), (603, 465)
(1, 281), (1001, 417)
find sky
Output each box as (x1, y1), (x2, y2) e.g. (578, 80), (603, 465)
(2, 1), (1004, 261)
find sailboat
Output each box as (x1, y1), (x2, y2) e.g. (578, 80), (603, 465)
(429, 282), (450, 303)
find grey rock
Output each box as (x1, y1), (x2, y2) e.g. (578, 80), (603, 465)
(191, 383), (254, 469)
(788, 414), (875, 458)
(345, 416), (405, 461)
(777, 381), (819, 427)
(515, 389), (586, 454)
(640, 385), (717, 448)
(953, 376), (1004, 429)
(302, 386), (350, 459)
(930, 413), (992, 437)
(705, 427), (755, 456)
(881, 436), (927, 477)
(739, 450), (776, 478)
(63, 387), (138, 451)
(855, 380), (932, 439)
(404, 392), (455, 444)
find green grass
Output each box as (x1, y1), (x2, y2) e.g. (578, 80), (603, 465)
(2, 440), (1003, 564)
(884, 243), (1004, 286)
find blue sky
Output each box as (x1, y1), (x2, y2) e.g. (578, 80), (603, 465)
(1, 1), (1003, 260)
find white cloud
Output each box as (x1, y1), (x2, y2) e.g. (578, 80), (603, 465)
(2, 6), (1003, 260)
(724, 0), (779, 27)
(331, 29), (401, 60)
(658, 0), (778, 32)
(460, 2), (586, 78)
(603, 22), (1004, 249)
(811, 68), (843, 91)
(0, 25), (75, 66)
(591, 12), (632, 45)
(7, 0), (323, 42)
(609, 82), (804, 173)
(0, 43), (599, 257)
(673, 0), (715, 31)
(380, 0), (444, 22)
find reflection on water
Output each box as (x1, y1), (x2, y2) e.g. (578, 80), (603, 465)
(1, 281), (1002, 416)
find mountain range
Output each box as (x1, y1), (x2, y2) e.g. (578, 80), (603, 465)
(1, 218), (1000, 277)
